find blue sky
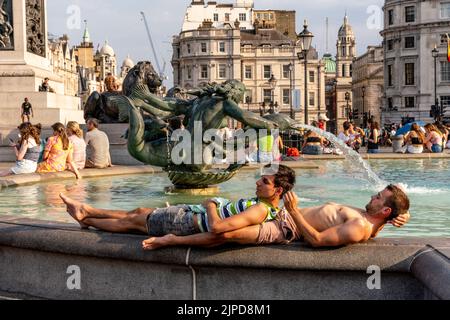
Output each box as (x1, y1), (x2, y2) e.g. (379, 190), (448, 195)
(48, 0), (385, 86)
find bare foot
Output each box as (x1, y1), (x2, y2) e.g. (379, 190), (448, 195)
(142, 234), (177, 250)
(59, 193), (89, 229)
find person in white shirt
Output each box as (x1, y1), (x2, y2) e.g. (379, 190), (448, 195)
(84, 118), (112, 169)
(1, 123), (41, 176)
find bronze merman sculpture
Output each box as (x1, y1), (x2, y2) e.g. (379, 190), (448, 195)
(111, 77), (299, 189)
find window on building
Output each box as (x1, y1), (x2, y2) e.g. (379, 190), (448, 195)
(309, 71), (315, 83)
(201, 43), (207, 53)
(213, 13), (219, 22)
(262, 45), (271, 53)
(245, 66), (252, 79)
(218, 64), (226, 79)
(239, 13), (246, 21)
(283, 89), (291, 105)
(200, 65), (208, 79)
(405, 6), (415, 23)
(388, 9), (394, 25)
(405, 63), (415, 85)
(388, 97), (394, 109)
(219, 42), (225, 53)
(387, 39), (394, 51)
(225, 13), (230, 22)
(405, 96), (415, 108)
(309, 92), (315, 106)
(263, 65), (271, 79)
(263, 89), (272, 103)
(388, 65), (394, 86)
(187, 44), (191, 54)
(441, 95), (450, 109)
(404, 36), (415, 49)
(342, 64), (346, 77)
(441, 62), (450, 81)
(243, 44), (252, 53)
(441, 2), (450, 18)
(187, 66), (192, 80)
(283, 65), (291, 79)
(350, 64), (353, 77)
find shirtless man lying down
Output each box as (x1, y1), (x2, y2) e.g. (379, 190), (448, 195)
(142, 184), (410, 250)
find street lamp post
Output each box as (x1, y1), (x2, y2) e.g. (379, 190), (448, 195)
(345, 92), (351, 122)
(432, 45), (440, 120)
(289, 63), (294, 119)
(361, 86), (366, 128)
(297, 20), (314, 125)
(268, 74), (277, 114)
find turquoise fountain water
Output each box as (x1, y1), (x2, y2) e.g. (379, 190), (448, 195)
(0, 124), (448, 238)
(0, 159), (449, 238)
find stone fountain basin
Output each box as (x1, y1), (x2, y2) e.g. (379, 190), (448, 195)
(0, 164), (449, 300)
(0, 217), (449, 300)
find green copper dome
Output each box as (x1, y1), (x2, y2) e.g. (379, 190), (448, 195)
(323, 53), (336, 74)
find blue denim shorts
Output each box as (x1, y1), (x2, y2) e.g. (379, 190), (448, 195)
(146, 205), (200, 237)
(302, 145), (323, 155)
(431, 144), (442, 153)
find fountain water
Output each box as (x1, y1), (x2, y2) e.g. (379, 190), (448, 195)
(295, 124), (387, 189)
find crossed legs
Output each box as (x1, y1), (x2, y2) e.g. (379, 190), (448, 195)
(60, 193), (152, 234)
(60, 193), (262, 250)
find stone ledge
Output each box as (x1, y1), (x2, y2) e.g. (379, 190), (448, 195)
(0, 166), (158, 188)
(0, 218), (449, 300)
(410, 246), (450, 300)
(1, 218), (449, 273)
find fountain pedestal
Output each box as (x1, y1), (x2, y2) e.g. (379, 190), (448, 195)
(164, 185), (219, 196)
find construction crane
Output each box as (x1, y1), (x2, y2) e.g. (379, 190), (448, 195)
(140, 11), (168, 82)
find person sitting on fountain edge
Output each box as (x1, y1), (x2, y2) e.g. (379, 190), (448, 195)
(141, 184), (410, 250)
(60, 164), (296, 239)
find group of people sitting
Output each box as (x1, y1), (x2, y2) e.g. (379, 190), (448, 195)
(400, 122), (450, 154)
(0, 119), (112, 179)
(300, 119), (450, 156)
(301, 120), (372, 155)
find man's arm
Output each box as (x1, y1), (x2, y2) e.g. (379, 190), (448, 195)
(206, 202), (268, 235)
(203, 200), (220, 232)
(289, 205), (370, 247)
(284, 192), (370, 247)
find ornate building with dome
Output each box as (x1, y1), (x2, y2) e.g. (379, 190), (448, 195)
(120, 55), (135, 80)
(94, 40), (118, 86)
(73, 22), (134, 104)
(324, 15), (356, 134)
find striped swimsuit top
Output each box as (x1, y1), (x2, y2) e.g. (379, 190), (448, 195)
(189, 197), (280, 233)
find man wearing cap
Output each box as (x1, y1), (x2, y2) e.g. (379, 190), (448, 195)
(318, 114), (329, 131)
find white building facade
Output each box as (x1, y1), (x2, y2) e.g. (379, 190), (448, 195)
(172, 21), (325, 123)
(173, 1), (325, 124)
(381, 0), (450, 125)
(352, 46), (384, 128)
(183, 0), (254, 32)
